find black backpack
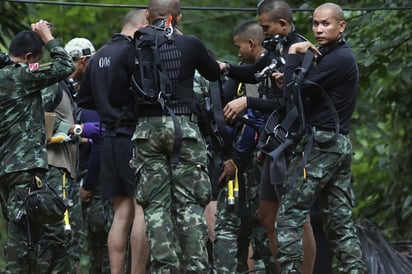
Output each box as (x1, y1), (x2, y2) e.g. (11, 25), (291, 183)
(130, 26), (173, 109)
(129, 24), (185, 169)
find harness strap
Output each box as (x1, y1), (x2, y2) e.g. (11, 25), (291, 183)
(166, 104), (183, 170)
(209, 79), (232, 155)
(259, 50), (315, 194)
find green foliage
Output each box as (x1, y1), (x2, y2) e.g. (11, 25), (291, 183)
(1, 0), (412, 268)
(347, 0), (412, 241)
(24, 0), (148, 49)
(0, 2), (32, 50)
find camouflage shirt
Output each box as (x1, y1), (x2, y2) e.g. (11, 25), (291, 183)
(0, 38), (74, 177)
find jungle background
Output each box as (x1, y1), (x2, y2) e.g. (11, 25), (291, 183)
(1, 0), (411, 272)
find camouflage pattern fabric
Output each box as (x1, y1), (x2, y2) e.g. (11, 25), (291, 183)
(132, 115), (211, 273)
(276, 130), (368, 273)
(66, 179), (85, 272)
(0, 38), (74, 273)
(0, 38), (74, 177)
(36, 166), (84, 274)
(82, 176), (113, 274)
(0, 171), (42, 274)
(244, 153), (279, 273)
(213, 151), (277, 274)
(213, 186), (241, 273)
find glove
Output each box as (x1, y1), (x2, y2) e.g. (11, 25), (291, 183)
(81, 122), (104, 142)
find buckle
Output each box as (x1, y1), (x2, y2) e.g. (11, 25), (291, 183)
(273, 124), (288, 143)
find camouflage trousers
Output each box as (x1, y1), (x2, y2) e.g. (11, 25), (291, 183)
(0, 171), (43, 274)
(132, 115), (211, 274)
(36, 166), (85, 274)
(213, 153), (276, 274)
(82, 185), (113, 274)
(276, 130), (368, 273)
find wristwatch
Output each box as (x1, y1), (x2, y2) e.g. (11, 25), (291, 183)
(73, 124), (82, 136)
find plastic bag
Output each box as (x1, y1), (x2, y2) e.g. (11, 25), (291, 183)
(356, 220), (412, 274)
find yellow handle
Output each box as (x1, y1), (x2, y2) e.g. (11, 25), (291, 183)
(48, 135), (66, 144)
(62, 173), (71, 233)
(229, 159), (239, 198)
(227, 180), (235, 205)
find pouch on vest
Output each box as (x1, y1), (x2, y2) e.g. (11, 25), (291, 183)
(24, 176), (67, 224)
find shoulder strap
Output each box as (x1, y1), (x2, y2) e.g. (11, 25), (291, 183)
(209, 78), (232, 156)
(131, 28), (172, 106)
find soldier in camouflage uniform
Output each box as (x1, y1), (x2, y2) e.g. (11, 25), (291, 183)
(130, 0), (220, 273)
(276, 3), (368, 273)
(0, 20), (74, 274)
(37, 38), (97, 274)
(220, 2), (317, 273)
(213, 20), (275, 273)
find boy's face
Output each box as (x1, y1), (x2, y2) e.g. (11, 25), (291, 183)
(233, 35), (255, 64)
(258, 12), (284, 37)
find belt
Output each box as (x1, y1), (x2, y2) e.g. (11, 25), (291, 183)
(136, 103), (193, 117)
(138, 113), (197, 123)
(104, 121), (135, 130)
(314, 127), (347, 135)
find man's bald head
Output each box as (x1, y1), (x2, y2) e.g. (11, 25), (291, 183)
(147, 0), (181, 25)
(314, 2), (344, 22)
(121, 9), (148, 37)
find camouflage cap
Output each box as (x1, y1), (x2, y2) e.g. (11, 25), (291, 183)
(64, 37), (96, 58)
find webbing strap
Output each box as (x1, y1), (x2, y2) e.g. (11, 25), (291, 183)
(260, 50), (316, 193)
(166, 105), (183, 170)
(209, 78), (231, 155)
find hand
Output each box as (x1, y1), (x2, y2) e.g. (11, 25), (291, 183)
(82, 122), (102, 138)
(31, 19), (54, 44)
(223, 97), (247, 122)
(218, 159), (237, 185)
(288, 41), (322, 56)
(272, 72), (284, 89)
(217, 61), (228, 72)
(79, 186), (92, 203)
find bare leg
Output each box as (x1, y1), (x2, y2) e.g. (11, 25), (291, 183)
(258, 199), (280, 270)
(302, 217), (316, 274)
(204, 201), (217, 242)
(130, 200), (150, 274)
(108, 197), (135, 274)
(247, 242), (255, 271)
(259, 201), (316, 273)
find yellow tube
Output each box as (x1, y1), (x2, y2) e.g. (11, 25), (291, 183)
(62, 172), (71, 233)
(227, 180), (235, 205)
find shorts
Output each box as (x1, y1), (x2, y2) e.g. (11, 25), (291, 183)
(259, 156), (283, 202)
(100, 134), (136, 198)
(259, 173), (279, 201)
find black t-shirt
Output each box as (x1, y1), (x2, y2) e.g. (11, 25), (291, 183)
(154, 28), (221, 101)
(283, 42), (358, 134)
(227, 31), (307, 115)
(77, 34), (136, 130)
(78, 29), (220, 120)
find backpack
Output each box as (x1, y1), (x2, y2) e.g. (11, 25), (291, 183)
(130, 24), (173, 109)
(129, 21), (184, 169)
